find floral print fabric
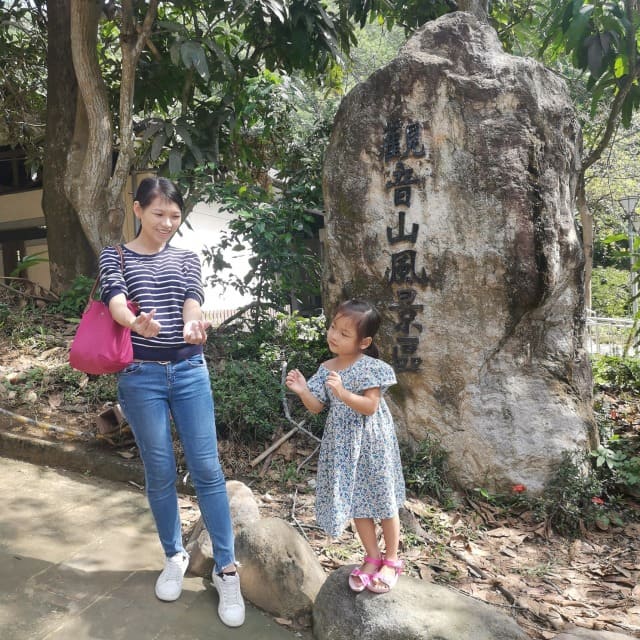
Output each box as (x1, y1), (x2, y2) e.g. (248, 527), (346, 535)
(307, 355), (406, 538)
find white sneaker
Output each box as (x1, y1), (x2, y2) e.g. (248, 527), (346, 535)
(212, 571), (245, 627)
(155, 551), (189, 601)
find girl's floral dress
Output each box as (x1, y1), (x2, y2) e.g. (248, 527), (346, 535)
(307, 355), (406, 538)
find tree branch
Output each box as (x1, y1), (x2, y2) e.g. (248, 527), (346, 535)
(583, 0), (640, 172)
(107, 0), (159, 237)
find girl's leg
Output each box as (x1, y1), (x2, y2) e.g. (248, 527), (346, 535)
(375, 514), (401, 585)
(352, 517), (382, 583)
(169, 356), (235, 574)
(118, 363), (183, 557)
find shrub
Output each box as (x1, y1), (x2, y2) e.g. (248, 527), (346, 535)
(401, 434), (454, 506)
(591, 354), (640, 392)
(591, 266), (631, 318)
(53, 275), (95, 317)
(207, 311), (329, 444)
(532, 450), (605, 538)
(210, 359), (283, 443)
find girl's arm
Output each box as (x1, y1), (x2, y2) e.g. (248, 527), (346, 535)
(285, 369), (325, 414)
(326, 371), (381, 416)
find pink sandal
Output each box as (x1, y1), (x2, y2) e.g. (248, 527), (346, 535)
(366, 557), (403, 594)
(348, 556), (383, 592)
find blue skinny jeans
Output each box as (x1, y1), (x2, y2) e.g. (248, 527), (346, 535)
(117, 355), (235, 573)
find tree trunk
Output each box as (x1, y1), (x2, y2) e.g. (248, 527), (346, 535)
(66, 0), (113, 253)
(42, 0), (96, 293)
(577, 175), (593, 312)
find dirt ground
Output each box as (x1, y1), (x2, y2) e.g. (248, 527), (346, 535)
(0, 311), (639, 638)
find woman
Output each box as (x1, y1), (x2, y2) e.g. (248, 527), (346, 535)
(99, 176), (244, 627)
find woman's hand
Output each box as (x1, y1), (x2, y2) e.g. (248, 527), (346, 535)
(183, 319), (212, 344)
(285, 369), (308, 395)
(131, 310), (161, 338)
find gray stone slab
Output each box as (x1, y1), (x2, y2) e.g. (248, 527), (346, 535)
(0, 457), (306, 640)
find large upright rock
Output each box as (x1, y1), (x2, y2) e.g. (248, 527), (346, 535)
(322, 11), (595, 492)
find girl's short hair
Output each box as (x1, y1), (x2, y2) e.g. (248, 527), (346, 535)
(134, 176), (184, 213)
(334, 299), (381, 358)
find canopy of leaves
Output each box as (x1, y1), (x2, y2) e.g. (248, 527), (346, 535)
(0, 1), (47, 160)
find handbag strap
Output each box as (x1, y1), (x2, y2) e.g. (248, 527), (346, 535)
(88, 244), (126, 302)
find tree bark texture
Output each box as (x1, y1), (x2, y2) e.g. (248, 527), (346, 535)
(43, 0), (96, 292)
(106, 0), (158, 238)
(66, 0), (112, 254)
(577, 177), (593, 312)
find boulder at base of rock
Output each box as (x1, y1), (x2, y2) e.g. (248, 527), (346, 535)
(235, 517), (326, 621)
(185, 479), (260, 577)
(226, 479), (261, 530)
(313, 565), (528, 640)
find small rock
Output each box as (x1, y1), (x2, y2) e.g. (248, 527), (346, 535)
(235, 517), (326, 620)
(6, 371), (26, 384)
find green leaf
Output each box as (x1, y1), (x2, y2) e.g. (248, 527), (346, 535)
(168, 149), (181, 175)
(141, 120), (164, 143)
(180, 41), (210, 81)
(603, 233), (628, 244)
(169, 41), (181, 67)
(614, 54), (628, 78)
(174, 124), (192, 148)
(150, 132), (166, 161)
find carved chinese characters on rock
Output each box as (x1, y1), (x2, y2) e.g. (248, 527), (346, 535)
(382, 119), (430, 372)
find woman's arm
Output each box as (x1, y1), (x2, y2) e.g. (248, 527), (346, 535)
(183, 298), (211, 344)
(108, 293), (160, 337)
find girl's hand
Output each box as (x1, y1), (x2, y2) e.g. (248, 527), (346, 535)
(285, 369), (308, 395)
(131, 309), (161, 338)
(183, 319), (212, 344)
(326, 371), (345, 399)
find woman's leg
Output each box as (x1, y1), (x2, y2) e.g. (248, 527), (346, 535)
(169, 356), (235, 574)
(118, 362), (183, 557)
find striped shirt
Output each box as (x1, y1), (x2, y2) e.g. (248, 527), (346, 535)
(99, 244), (205, 361)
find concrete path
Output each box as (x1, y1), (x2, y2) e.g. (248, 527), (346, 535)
(0, 457), (303, 640)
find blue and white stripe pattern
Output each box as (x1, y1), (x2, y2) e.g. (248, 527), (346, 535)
(99, 244), (205, 361)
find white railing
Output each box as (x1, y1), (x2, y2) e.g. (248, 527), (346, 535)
(202, 307), (242, 327)
(202, 306), (283, 327)
(585, 315), (636, 356)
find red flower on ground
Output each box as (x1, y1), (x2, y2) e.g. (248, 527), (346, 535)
(512, 484), (526, 493)
(591, 496), (605, 505)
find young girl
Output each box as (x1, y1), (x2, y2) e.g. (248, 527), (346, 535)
(285, 299), (406, 593)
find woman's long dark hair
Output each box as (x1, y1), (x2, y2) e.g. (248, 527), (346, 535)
(333, 298), (381, 358)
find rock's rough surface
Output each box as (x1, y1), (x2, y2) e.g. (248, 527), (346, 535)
(313, 565), (529, 640)
(554, 630), (637, 640)
(322, 10), (594, 492)
(234, 517), (326, 620)
(185, 479), (261, 576)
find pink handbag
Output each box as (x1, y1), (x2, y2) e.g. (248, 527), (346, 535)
(69, 245), (137, 375)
